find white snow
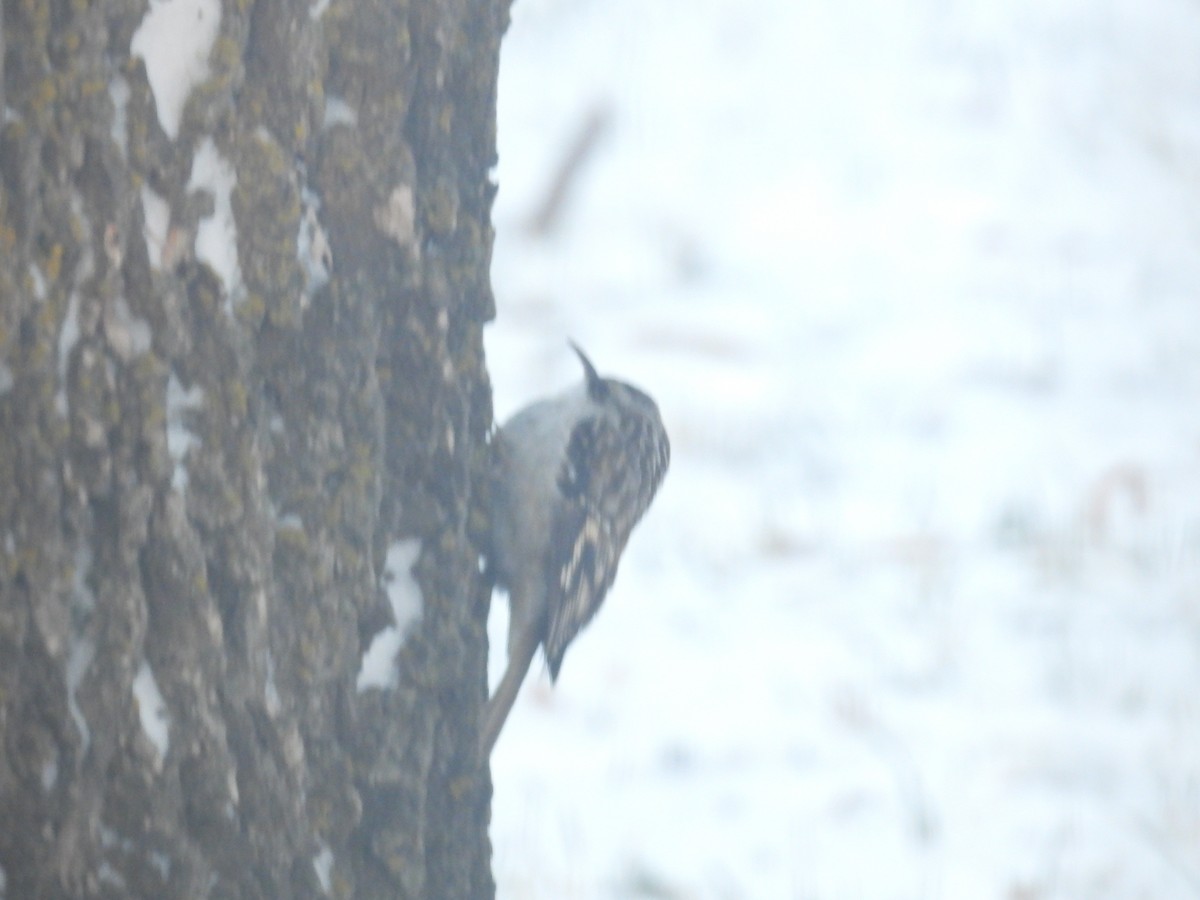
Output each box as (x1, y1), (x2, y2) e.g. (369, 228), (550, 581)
(264, 648), (281, 716)
(374, 185), (416, 249)
(97, 862), (126, 889)
(485, 0), (1200, 897)
(40, 759), (57, 792)
(109, 75), (130, 157)
(355, 637), (397, 692)
(356, 539), (424, 692)
(166, 372), (204, 491)
(297, 186), (332, 295)
(148, 851), (171, 880)
(66, 637), (94, 753)
(140, 184), (170, 271)
(277, 513), (302, 530)
(188, 137), (242, 303)
(309, 0), (331, 23)
(66, 544), (96, 753)
(129, 0), (221, 141)
(132, 660), (171, 762)
(312, 842), (333, 894)
(322, 96), (358, 130)
(55, 291), (80, 416)
(28, 263), (46, 299)
(106, 296), (152, 360)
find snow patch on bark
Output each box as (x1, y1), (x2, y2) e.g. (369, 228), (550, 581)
(356, 540), (424, 691)
(132, 661), (171, 763)
(188, 138), (242, 307)
(130, 0), (221, 140)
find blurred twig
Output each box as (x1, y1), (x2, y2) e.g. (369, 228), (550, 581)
(525, 104), (613, 238)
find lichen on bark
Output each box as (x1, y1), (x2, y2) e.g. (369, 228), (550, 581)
(0, 0), (509, 896)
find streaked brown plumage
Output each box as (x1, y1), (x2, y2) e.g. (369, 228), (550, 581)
(480, 344), (669, 759)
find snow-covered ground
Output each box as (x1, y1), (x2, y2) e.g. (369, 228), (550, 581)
(484, 0), (1200, 897)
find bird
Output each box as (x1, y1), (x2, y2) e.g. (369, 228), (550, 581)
(480, 342), (670, 758)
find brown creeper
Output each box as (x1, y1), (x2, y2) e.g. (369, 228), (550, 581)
(480, 343), (670, 758)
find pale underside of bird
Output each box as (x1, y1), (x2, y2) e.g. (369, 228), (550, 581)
(480, 344), (670, 759)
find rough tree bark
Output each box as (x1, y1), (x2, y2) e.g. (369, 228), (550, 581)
(0, 0), (506, 896)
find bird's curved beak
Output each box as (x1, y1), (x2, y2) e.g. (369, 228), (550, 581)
(568, 340), (603, 395)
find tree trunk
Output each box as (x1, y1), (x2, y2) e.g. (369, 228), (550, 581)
(0, 0), (505, 896)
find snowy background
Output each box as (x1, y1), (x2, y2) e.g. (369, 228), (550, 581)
(483, 0), (1200, 897)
